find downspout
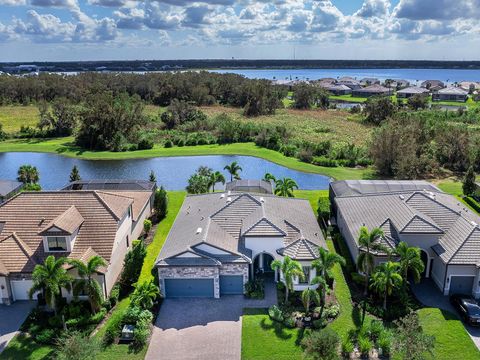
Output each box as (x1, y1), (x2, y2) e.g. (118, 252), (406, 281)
(443, 264), (448, 295)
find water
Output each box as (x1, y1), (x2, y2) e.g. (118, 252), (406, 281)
(210, 68), (480, 84)
(0, 153), (331, 191)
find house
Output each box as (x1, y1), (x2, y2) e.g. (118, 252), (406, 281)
(0, 188), (153, 305)
(155, 192), (325, 298)
(459, 81), (480, 94)
(331, 180), (480, 297)
(421, 80), (445, 90)
(351, 84), (392, 98)
(226, 179), (273, 194)
(0, 180), (23, 203)
(324, 84), (352, 96)
(391, 79), (410, 89)
(432, 87), (469, 102)
(396, 86), (430, 99)
(337, 77), (362, 90)
(360, 78), (380, 86)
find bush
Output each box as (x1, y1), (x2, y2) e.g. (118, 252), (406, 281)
(56, 331), (101, 360)
(154, 186), (168, 220)
(90, 308), (107, 324)
(341, 337), (354, 358)
(268, 305), (284, 322)
(464, 197), (480, 213)
(323, 304), (340, 320)
(377, 332), (392, 356)
(276, 282), (285, 291)
(312, 318), (327, 329)
(137, 138), (154, 150)
(119, 241), (147, 294)
(297, 149), (313, 163)
(358, 335), (372, 357)
(177, 139), (185, 147)
(35, 328), (57, 344)
(244, 278), (264, 299)
(301, 328), (340, 360)
(283, 316), (296, 329)
(143, 219), (152, 234)
(164, 139), (173, 148)
(368, 320), (384, 341)
(108, 284), (120, 308)
(312, 156), (338, 167)
(103, 311), (124, 346)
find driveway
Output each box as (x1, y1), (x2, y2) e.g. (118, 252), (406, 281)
(145, 280), (277, 360)
(0, 301), (35, 353)
(412, 279), (480, 350)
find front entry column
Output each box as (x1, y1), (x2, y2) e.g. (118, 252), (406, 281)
(259, 253), (264, 270)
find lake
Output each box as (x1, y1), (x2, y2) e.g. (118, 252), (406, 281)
(0, 153), (331, 191)
(210, 68), (480, 84)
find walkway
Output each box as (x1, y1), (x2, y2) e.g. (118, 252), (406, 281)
(412, 279), (480, 350)
(145, 280), (277, 360)
(0, 301), (35, 353)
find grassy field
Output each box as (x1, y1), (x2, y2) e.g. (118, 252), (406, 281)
(0, 105), (39, 133)
(200, 106), (372, 147)
(0, 137), (372, 181)
(0, 334), (53, 360)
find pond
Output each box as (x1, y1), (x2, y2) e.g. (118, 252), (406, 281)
(0, 152), (331, 191)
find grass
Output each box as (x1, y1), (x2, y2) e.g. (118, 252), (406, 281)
(436, 178), (480, 214)
(418, 308), (479, 360)
(0, 105), (39, 133)
(0, 334), (53, 360)
(329, 95), (368, 103)
(0, 138), (371, 181)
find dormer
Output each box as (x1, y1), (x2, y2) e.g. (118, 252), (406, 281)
(38, 206), (84, 253)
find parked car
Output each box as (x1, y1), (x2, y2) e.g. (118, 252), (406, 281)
(450, 294), (480, 326)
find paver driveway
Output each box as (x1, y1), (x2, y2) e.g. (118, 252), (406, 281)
(0, 301), (35, 353)
(145, 280), (276, 360)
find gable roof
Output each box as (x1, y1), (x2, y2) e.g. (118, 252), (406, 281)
(0, 233), (36, 274)
(397, 86), (429, 95)
(437, 87), (468, 95)
(39, 206), (84, 235)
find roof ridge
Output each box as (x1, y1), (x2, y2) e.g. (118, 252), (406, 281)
(91, 191), (123, 221)
(447, 224), (479, 264)
(401, 214), (444, 234)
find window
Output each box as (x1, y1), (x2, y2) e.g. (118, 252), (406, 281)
(47, 236), (67, 251)
(300, 266), (310, 284)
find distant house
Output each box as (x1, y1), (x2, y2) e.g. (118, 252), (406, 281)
(225, 179), (273, 194)
(459, 81), (480, 94)
(351, 84), (392, 98)
(396, 86), (430, 99)
(421, 80), (445, 90)
(392, 79), (410, 89)
(316, 78), (336, 85)
(360, 78), (380, 86)
(337, 77), (362, 90)
(324, 84), (352, 96)
(432, 87), (469, 102)
(0, 180), (23, 203)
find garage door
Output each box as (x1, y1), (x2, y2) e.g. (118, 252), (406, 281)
(220, 275), (244, 295)
(449, 276), (475, 295)
(164, 279), (214, 298)
(11, 280), (34, 301)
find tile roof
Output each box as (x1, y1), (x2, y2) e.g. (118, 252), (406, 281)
(330, 180), (440, 198)
(278, 238), (320, 260)
(397, 86), (430, 95)
(437, 87), (468, 95)
(0, 233), (36, 274)
(156, 192), (325, 265)
(0, 190), (150, 274)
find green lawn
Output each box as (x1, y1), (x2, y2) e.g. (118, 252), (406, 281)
(0, 334), (53, 360)
(436, 179), (480, 214)
(0, 105), (39, 133)
(0, 138), (371, 181)
(329, 95), (368, 103)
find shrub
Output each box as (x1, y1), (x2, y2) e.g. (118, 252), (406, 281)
(276, 282), (285, 291)
(323, 304), (340, 320)
(56, 331), (101, 360)
(281, 144), (297, 157)
(297, 149), (313, 163)
(358, 335), (372, 357)
(164, 139), (173, 148)
(130, 281), (159, 311)
(377, 332), (392, 356)
(138, 138), (154, 150)
(341, 337), (354, 358)
(464, 197), (480, 213)
(108, 284), (120, 308)
(301, 328), (340, 360)
(312, 318), (327, 329)
(143, 219), (152, 234)
(48, 315), (64, 329)
(283, 316), (296, 329)
(103, 311), (124, 346)
(90, 308), (107, 324)
(123, 306), (153, 325)
(177, 139), (185, 147)
(268, 305), (284, 322)
(35, 328), (57, 344)
(312, 156), (338, 167)
(244, 278), (264, 299)
(119, 241), (147, 294)
(154, 186), (168, 220)
(368, 320), (384, 341)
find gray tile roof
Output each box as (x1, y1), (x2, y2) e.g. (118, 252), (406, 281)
(330, 180), (440, 198)
(335, 187), (480, 265)
(156, 192), (325, 266)
(397, 86), (429, 95)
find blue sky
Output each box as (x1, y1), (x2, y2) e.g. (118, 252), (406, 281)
(0, 0), (478, 62)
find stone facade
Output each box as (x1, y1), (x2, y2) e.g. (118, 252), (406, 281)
(158, 263), (249, 298)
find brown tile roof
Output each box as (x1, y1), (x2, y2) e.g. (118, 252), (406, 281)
(101, 191), (152, 222)
(0, 190), (149, 274)
(39, 206), (84, 235)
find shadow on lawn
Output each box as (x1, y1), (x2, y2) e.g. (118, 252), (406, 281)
(259, 318), (293, 341)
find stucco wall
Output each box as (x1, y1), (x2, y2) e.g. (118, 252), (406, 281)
(431, 257), (447, 292)
(398, 234), (439, 257)
(131, 199), (152, 241)
(0, 276), (9, 304)
(244, 236), (284, 261)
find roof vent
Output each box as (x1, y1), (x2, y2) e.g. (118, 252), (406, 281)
(260, 197), (265, 202)
(196, 227), (203, 234)
(227, 197), (232, 202)
(471, 221), (478, 227)
(227, 191), (231, 196)
(399, 195), (405, 200)
(220, 194), (225, 199)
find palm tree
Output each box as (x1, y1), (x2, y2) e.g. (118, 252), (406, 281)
(69, 255), (107, 314)
(131, 280), (159, 310)
(224, 161), (242, 182)
(263, 173), (276, 183)
(209, 171), (226, 192)
(29, 256), (72, 315)
(395, 241), (425, 287)
(356, 226), (386, 296)
(312, 248), (345, 302)
(274, 178), (298, 197)
(311, 275), (328, 306)
(370, 261), (403, 310)
(301, 286), (320, 314)
(271, 256), (304, 303)
(17, 164), (39, 184)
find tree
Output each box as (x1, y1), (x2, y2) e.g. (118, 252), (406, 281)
(292, 83), (329, 109)
(392, 312), (435, 360)
(160, 99), (207, 130)
(301, 328), (340, 360)
(131, 280), (159, 310)
(274, 178), (298, 197)
(407, 94), (429, 110)
(463, 165), (477, 197)
(395, 242), (424, 287)
(56, 331), (101, 360)
(224, 161), (242, 182)
(370, 261), (403, 310)
(263, 173), (276, 183)
(17, 164), (39, 184)
(364, 96), (396, 125)
(120, 241), (147, 293)
(69, 165), (81, 182)
(209, 171), (226, 192)
(356, 226), (386, 295)
(29, 256), (72, 315)
(68, 255), (107, 314)
(149, 170), (156, 183)
(38, 98), (78, 137)
(301, 286), (320, 314)
(154, 186), (168, 220)
(312, 247), (345, 302)
(143, 219), (152, 235)
(186, 174), (210, 194)
(271, 256), (304, 303)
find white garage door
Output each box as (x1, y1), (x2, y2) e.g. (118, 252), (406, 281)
(11, 280), (34, 301)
